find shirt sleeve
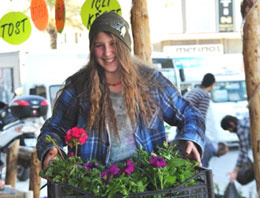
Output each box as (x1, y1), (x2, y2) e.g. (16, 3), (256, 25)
(236, 119), (250, 168)
(36, 85), (79, 162)
(155, 71), (206, 155)
(197, 95), (210, 120)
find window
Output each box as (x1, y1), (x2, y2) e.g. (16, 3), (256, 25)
(49, 85), (62, 110)
(211, 81), (247, 102)
(152, 58), (178, 85)
(0, 68), (14, 104)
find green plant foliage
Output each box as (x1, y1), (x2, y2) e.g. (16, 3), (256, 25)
(41, 141), (199, 197)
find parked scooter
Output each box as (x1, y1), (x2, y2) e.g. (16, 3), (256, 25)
(0, 95), (48, 181)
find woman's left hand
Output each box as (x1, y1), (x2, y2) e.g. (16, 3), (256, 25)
(183, 141), (202, 166)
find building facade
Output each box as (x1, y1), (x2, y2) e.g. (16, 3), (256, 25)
(147, 0), (243, 55)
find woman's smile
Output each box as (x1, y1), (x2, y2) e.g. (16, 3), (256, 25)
(94, 32), (119, 74)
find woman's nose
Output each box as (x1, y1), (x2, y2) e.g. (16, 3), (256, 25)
(104, 44), (113, 56)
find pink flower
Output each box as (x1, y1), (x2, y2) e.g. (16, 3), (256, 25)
(124, 160), (135, 175)
(65, 127), (88, 146)
(84, 162), (99, 172)
(149, 156), (167, 168)
(68, 151), (74, 157)
(100, 164), (119, 183)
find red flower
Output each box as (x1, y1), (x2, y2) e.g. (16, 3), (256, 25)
(65, 127), (88, 146)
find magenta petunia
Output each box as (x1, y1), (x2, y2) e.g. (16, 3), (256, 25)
(124, 160), (135, 174)
(84, 162), (99, 172)
(149, 156), (167, 168)
(68, 151), (74, 157)
(109, 164), (119, 175)
(100, 164), (119, 183)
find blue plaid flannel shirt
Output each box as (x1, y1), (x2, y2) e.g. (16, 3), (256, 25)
(36, 69), (205, 164)
(236, 115), (250, 168)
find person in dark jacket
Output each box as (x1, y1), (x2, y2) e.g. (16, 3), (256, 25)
(221, 115), (250, 182)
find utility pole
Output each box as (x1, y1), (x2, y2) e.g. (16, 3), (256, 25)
(130, 0), (152, 63)
(241, 1), (260, 195)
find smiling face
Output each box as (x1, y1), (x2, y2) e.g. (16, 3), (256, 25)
(94, 32), (119, 76)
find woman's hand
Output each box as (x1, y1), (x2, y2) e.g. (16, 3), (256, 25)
(182, 140), (202, 166)
(43, 147), (58, 170)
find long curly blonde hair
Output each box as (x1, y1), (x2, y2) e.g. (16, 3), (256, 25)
(58, 32), (159, 138)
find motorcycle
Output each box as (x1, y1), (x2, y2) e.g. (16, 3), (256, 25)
(0, 95), (48, 181)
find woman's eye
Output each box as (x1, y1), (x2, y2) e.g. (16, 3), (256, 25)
(95, 44), (103, 48)
(110, 42), (116, 46)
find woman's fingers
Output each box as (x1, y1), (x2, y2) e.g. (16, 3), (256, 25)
(43, 147), (58, 170)
(184, 141), (202, 166)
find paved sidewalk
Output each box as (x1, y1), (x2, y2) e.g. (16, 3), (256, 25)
(209, 149), (257, 198)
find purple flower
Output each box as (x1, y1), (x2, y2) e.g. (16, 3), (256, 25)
(68, 151), (74, 157)
(149, 156), (167, 168)
(109, 164), (119, 175)
(124, 160), (135, 174)
(100, 164), (119, 183)
(84, 162), (99, 172)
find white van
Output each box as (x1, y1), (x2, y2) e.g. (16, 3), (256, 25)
(206, 73), (248, 147)
(151, 52), (181, 90)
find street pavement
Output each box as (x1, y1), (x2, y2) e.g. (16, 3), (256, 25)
(13, 148), (257, 198)
(209, 149), (257, 198)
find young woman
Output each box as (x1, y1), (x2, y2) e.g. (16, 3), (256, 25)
(36, 11), (205, 169)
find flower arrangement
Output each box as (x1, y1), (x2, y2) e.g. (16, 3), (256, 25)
(41, 127), (199, 198)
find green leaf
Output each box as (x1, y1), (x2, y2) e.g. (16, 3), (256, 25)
(169, 158), (186, 167)
(166, 176), (176, 185)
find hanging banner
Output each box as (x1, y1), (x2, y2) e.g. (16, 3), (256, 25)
(55, 0), (65, 33)
(218, 0), (233, 32)
(30, 0), (49, 31)
(81, 0), (122, 30)
(0, 12), (31, 45)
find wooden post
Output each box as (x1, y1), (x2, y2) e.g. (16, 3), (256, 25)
(29, 150), (41, 198)
(5, 139), (20, 187)
(131, 0), (152, 63)
(241, 0), (260, 195)
(19, 146), (35, 161)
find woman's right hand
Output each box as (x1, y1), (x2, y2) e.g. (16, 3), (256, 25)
(227, 168), (239, 183)
(43, 147), (58, 170)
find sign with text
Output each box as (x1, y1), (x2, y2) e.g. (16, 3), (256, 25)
(218, 0), (233, 32)
(30, 0), (49, 31)
(163, 44), (224, 57)
(55, 0), (65, 33)
(0, 12), (31, 45)
(81, 0), (122, 30)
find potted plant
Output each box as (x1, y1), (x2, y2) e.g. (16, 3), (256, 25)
(41, 127), (213, 198)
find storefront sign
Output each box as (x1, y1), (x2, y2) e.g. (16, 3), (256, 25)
(163, 44), (224, 56)
(218, 0), (233, 32)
